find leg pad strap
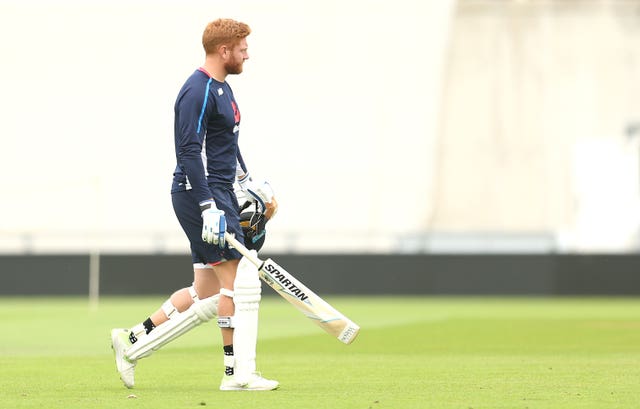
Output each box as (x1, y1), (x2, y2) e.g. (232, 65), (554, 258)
(188, 284), (200, 302)
(161, 300), (178, 319)
(217, 316), (235, 328)
(220, 288), (234, 298)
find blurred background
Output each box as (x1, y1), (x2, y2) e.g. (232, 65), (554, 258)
(1, 0), (640, 295)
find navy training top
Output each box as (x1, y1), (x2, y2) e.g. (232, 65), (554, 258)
(171, 68), (247, 205)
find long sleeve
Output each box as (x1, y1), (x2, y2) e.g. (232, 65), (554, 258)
(174, 77), (214, 205)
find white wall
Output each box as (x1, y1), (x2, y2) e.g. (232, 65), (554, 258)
(429, 0), (640, 252)
(0, 0), (455, 253)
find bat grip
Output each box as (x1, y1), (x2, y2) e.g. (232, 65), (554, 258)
(224, 231), (263, 268)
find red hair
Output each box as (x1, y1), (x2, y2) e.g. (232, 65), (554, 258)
(202, 19), (251, 55)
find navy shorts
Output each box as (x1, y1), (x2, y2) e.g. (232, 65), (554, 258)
(172, 184), (244, 265)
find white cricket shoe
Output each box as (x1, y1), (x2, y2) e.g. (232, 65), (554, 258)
(110, 328), (137, 389)
(220, 372), (279, 391)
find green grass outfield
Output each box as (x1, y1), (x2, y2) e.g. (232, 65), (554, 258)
(1, 296), (639, 409)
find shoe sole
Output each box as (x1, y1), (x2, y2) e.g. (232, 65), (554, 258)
(220, 385), (279, 391)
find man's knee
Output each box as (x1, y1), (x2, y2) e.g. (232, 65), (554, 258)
(168, 285), (199, 315)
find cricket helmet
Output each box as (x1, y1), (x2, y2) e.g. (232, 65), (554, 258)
(239, 202), (267, 251)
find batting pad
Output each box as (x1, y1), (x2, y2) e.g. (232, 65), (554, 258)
(232, 253), (262, 382)
(126, 294), (219, 361)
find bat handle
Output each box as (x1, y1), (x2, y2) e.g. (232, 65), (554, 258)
(224, 231), (263, 268)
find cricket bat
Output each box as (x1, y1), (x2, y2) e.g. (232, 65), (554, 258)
(225, 232), (360, 344)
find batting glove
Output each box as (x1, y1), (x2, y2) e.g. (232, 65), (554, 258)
(238, 174), (275, 212)
(200, 200), (226, 248)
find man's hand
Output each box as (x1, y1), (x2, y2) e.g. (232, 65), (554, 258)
(200, 200), (226, 248)
(264, 196), (278, 220)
